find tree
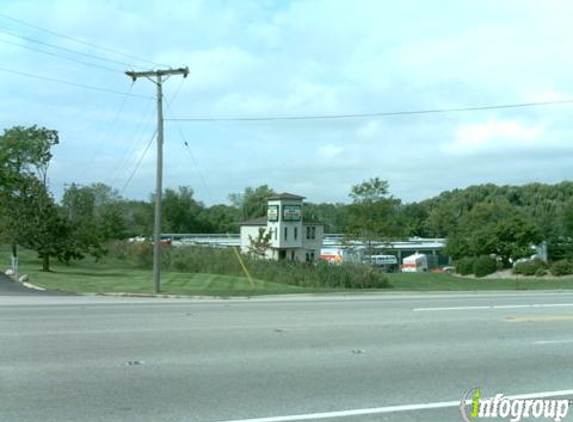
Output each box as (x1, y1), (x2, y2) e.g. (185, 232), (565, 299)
(61, 183), (105, 262)
(12, 176), (71, 271)
(445, 201), (541, 266)
(346, 177), (401, 253)
(0, 125), (60, 269)
(207, 204), (240, 233)
(161, 186), (208, 233)
(247, 227), (272, 259)
(229, 185), (275, 221)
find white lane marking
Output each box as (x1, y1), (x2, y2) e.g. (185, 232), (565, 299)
(534, 339), (573, 345)
(413, 303), (573, 311)
(212, 389), (573, 422)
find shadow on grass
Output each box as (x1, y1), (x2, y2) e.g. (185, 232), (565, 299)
(48, 270), (129, 278)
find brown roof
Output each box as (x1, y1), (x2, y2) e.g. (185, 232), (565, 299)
(267, 192), (305, 200)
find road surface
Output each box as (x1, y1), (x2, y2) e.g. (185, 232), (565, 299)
(2, 286), (573, 421)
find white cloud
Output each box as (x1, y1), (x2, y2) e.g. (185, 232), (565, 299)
(317, 143), (344, 159)
(443, 120), (547, 155)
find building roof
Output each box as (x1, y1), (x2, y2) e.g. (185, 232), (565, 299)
(239, 216), (324, 226)
(239, 216), (268, 226)
(267, 192), (306, 200)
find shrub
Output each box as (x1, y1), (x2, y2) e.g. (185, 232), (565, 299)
(514, 259), (548, 276)
(107, 241), (391, 289)
(473, 256), (497, 278)
(455, 257), (475, 275)
(550, 260), (573, 276)
(535, 267), (548, 277)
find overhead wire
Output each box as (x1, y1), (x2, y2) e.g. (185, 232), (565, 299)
(0, 12), (168, 69)
(84, 82), (138, 175)
(165, 99), (573, 122)
(120, 129), (157, 194)
(164, 97), (256, 287)
(0, 28), (137, 69)
(0, 38), (121, 73)
(108, 100), (156, 188)
(0, 66), (152, 99)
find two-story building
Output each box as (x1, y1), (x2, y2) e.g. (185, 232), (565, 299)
(239, 193), (323, 262)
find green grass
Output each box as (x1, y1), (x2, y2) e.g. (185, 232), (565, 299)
(0, 246), (325, 296)
(387, 272), (573, 291)
(4, 245), (573, 295)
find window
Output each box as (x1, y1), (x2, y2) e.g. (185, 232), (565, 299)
(311, 226), (316, 240)
(306, 226), (311, 239)
(294, 227), (298, 240)
(306, 250), (315, 262)
(284, 227), (288, 241)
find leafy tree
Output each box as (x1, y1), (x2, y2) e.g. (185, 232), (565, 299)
(161, 186), (209, 233)
(346, 177), (401, 253)
(229, 185), (275, 221)
(303, 202), (349, 233)
(0, 125), (60, 268)
(445, 201), (541, 266)
(207, 204), (240, 233)
(247, 227), (272, 259)
(61, 183), (105, 261)
(12, 177), (71, 271)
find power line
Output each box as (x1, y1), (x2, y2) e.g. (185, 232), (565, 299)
(0, 38), (120, 73)
(120, 129), (157, 194)
(0, 12), (168, 69)
(165, 100), (215, 204)
(108, 100), (156, 188)
(165, 99), (573, 122)
(0, 66), (153, 99)
(85, 82), (136, 174)
(0, 28), (135, 69)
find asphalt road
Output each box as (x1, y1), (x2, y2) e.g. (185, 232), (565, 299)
(0, 273), (65, 296)
(2, 289), (573, 422)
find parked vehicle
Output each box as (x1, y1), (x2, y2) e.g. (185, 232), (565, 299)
(402, 253), (428, 273)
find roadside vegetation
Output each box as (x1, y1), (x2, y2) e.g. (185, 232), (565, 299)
(3, 125), (573, 295)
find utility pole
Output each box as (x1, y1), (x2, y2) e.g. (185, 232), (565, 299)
(125, 67), (189, 293)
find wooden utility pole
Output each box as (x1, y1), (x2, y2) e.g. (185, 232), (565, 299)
(125, 67), (189, 293)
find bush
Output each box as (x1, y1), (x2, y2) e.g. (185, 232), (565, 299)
(535, 267), (548, 277)
(550, 260), (573, 276)
(107, 242), (392, 289)
(514, 259), (548, 276)
(473, 256), (497, 278)
(455, 257), (475, 275)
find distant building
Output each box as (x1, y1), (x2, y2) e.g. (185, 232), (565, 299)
(239, 193), (323, 262)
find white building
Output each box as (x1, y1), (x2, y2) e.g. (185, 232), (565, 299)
(240, 193), (324, 262)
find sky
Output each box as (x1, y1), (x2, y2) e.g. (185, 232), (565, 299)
(1, 0), (572, 205)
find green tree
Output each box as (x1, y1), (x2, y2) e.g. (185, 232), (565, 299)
(445, 201), (541, 266)
(346, 177), (401, 253)
(61, 183), (105, 261)
(13, 177), (71, 271)
(0, 125), (60, 268)
(161, 186), (208, 233)
(229, 185), (275, 221)
(207, 204), (240, 233)
(247, 227), (272, 259)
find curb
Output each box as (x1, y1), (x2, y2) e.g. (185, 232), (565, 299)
(20, 281), (46, 291)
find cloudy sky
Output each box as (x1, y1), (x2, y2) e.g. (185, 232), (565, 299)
(1, 0), (572, 205)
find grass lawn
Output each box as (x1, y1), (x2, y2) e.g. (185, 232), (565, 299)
(3, 246), (573, 295)
(0, 247), (317, 296)
(387, 272), (573, 291)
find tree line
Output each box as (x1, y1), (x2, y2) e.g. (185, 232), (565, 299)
(2, 125), (573, 271)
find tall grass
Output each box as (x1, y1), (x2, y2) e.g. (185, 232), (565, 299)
(107, 241), (391, 289)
